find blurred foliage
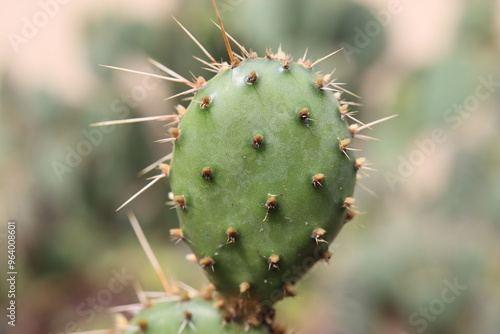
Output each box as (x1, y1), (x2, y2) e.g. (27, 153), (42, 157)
(1, 0), (499, 333)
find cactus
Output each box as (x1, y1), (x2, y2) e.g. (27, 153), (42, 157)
(168, 54), (358, 319)
(87, 1), (395, 332)
(122, 296), (276, 334)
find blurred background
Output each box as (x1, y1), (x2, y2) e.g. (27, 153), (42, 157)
(1, 0), (499, 333)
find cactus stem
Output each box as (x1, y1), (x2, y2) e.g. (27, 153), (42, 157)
(247, 70), (258, 84)
(298, 107), (313, 127)
(201, 166), (213, 180)
(252, 133), (264, 148)
(312, 173), (325, 187)
(263, 194), (278, 221)
(268, 254), (280, 270)
(199, 256), (216, 271)
(311, 227), (328, 244)
(226, 227), (238, 243)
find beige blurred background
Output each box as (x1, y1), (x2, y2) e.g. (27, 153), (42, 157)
(1, 0), (499, 333)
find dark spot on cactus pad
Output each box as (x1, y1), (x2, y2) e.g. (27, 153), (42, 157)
(252, 133), (264, 148)
(201, 166), (213, 180)
(312, 173), (325, 187)
(311, 228), (328, 244)
(246, 70), (258, 84)
(226, 227), (237, 244)
(199, 256), (215, 271)
(263, 194), (278, 221)
(268, 254), (280, 270)
(174, 195), (187, 210)
(169, 128), (181, 142)
(200, 95), (211, 109)
(298, 107), (312, 127)
(315, 77), (324, 90)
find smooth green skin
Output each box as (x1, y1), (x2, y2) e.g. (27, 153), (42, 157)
(123, 298), (268, 334)
(170, 59), (356, 305)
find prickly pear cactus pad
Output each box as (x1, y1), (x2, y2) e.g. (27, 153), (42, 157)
(123, 297), (270, 334)
(169, 54), (357, 312)
(95, 2), (397, 331)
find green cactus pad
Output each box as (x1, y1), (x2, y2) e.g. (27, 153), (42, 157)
(123, 297), (269, 334)
(169, 58), (357, 312)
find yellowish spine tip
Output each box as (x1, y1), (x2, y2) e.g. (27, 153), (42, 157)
(268, 254), (280, 270)
(312, 173), (325, 187)
(225, 226), (238, 243)
(199, 256), (215, 271)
